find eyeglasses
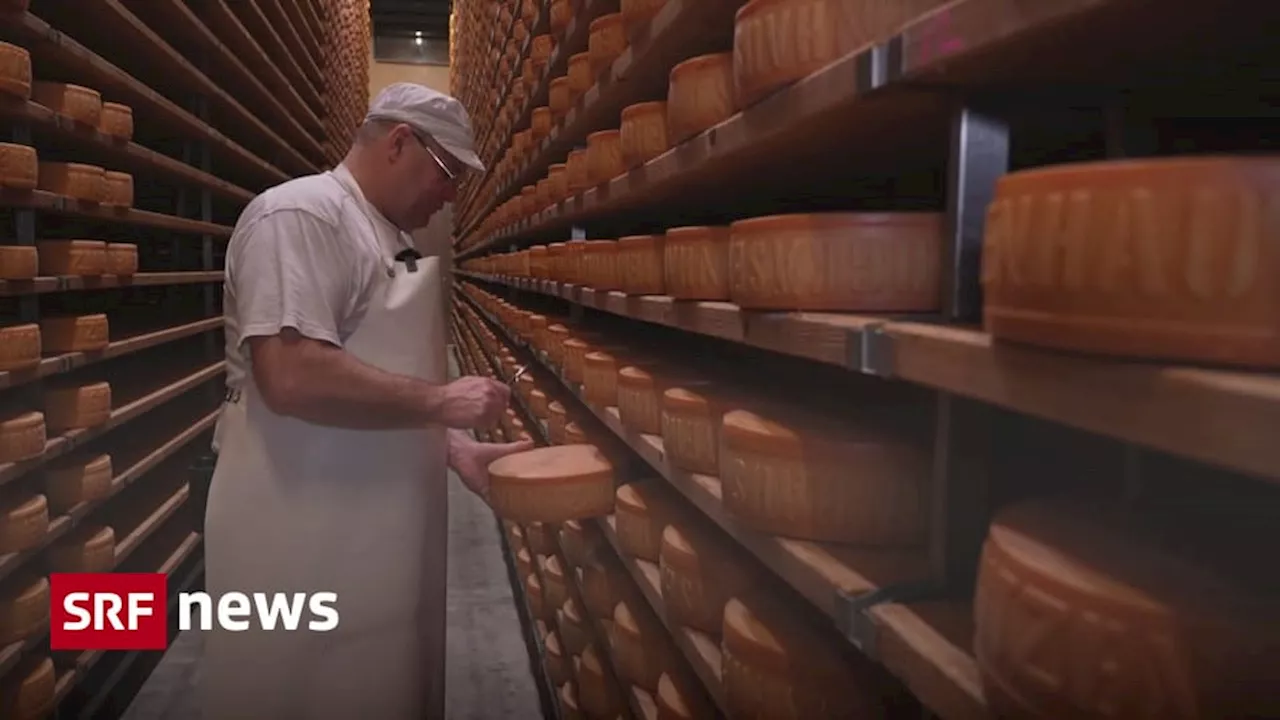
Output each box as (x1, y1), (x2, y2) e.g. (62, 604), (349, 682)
(410, 130), (458, 184)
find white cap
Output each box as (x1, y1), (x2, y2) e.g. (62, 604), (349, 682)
(365, 82), (484, 172)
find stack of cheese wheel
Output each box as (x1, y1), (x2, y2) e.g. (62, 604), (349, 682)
(610, 595), (679, 691)
(0, 574), (49, 646)
(487, 444), (616, 523)
(0, 490), (47, 554)
(664, 225), (731, 300)
(728, 212), (944, 312)
(0, 655), (55, 720)
(719, 403), (930, 544)
(981, 156), (1280, 368)
(974, 495), (1280, 719)
(614, 481), (684, 562)
(723, 592), (888, 717)
(660, 518), (755, 635)
(0, 323), (40, 371)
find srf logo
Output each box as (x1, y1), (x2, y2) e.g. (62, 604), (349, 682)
(50, 573), (168, 651)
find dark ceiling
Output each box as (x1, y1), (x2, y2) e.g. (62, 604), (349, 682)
(369, 0), (452, 40)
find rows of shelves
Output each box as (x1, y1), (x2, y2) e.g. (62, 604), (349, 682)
(0, 0), (354, 715)
(447, 1), (1280, 714)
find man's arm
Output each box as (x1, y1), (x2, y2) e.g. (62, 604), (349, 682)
(249, 330), (448, 429)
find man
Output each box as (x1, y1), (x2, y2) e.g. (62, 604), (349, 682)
(201, 83), (531, 718)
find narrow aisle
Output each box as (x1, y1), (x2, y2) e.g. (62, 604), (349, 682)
(121, 349), (540, 719)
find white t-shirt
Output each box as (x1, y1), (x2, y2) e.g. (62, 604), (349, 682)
(214, 166), (411, 449)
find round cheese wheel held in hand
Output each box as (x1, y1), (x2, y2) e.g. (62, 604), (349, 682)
(487, 444), (616, 522)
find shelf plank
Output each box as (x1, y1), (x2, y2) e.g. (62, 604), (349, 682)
(114, 483), (191, 565)
(0, 361), (225, 486)
(0, 188), (233, 237)
(227, 0), (324, 111)
(257, 0), (326, 96)
(0, 10), (288, 187)
(0, 97), (253, 204)
(0, 271), (222, 298)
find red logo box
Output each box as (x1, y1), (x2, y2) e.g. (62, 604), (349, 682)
(50, 573), (168, 651)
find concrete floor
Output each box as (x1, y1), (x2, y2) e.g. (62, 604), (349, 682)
(122, 350), (541, 719)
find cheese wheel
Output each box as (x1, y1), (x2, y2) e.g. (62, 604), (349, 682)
(619, 101), (669, 168)
(566, 148), (590, 194)
(577, 644), (622, 718)
(610, 598), (676, 690)
(0, 411), (44, 464)
(583, 351), (621, 408)
(974, 496), (1280, 719)
(0, 324), (40, 372)
(732, 0), (948, 108)
(560, 520), (604, 569)
(548, 401), (569, 444)
(667, 53), (736, 144)
(0, 493), (47, 554)
(505, 520), (525, 548)
(617, 235), (664, 296)
(720, 407), (929, 544)
(531, 34), (555, 66)
(0, 42), (32, 100)
(37, 162), (107, 204)
(531, 107), (552, 141)
(544, 554), (570, 610)
(560, 681), (584, 720)
(43, 380), (112, 432)
(660, 522), (755, 634)
(663, 226), (731, 300)
(656, 672), (715, 720)
(103, 171), (134, 208)
(585, 130), (623, 186)
(41, 314), (109, 352)
(487, 444), (616, 523)
(558, 597), (591, 656)
(526, 573), (554, 621)
(583, 239), (621, 290)
(548, 164), (569, 203)
(550, 77), (571, 119)
(660, 381), (738, 476)
(517, 546), (535, 578)
(530, 389), (550, 418)
(99, 102), (134, 141)
(520, 185), (538, 218)
(621, 0), (667, 34)
(562, 338), (592, 383)
(45, 453), (112, 513)
(615, 482), (681, 562)
(723, 593), (885, 718)
(0, 656), (55, 720)
(31, 82), (102, 126)
(106, 243), (138, 276)
(578, 558), (629, 620)
(0, 245), (37, 280)
(587, 13), (626, 78)
(37, 240), (107, 276)
(983, 156), (1280, 367)
(536, 618), (550, 643)
(550, 0), (573, 34)
(527, 522), (558, 555)
(0, 576), (49, 646)
(729, 212), (943, 311)
(0, 143), (37, 191)
(545, 630), (570, 686)
(516, 373), (536, 403)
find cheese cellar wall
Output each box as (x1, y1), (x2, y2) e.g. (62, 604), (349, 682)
(0, 0), (369, 715)
(449, 0), (1280, 718)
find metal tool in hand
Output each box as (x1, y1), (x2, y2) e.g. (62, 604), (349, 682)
(508, 364), (529, 385)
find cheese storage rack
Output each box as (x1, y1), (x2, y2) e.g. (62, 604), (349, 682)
(0, 0), (368, 716)
(448, 0), (1280, 718)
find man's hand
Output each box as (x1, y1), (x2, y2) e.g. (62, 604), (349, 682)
(450, 433), (535, 502)
(439, 376), (510, 429)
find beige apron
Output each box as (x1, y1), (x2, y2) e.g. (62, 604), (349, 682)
(201, 169), (449, 719)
